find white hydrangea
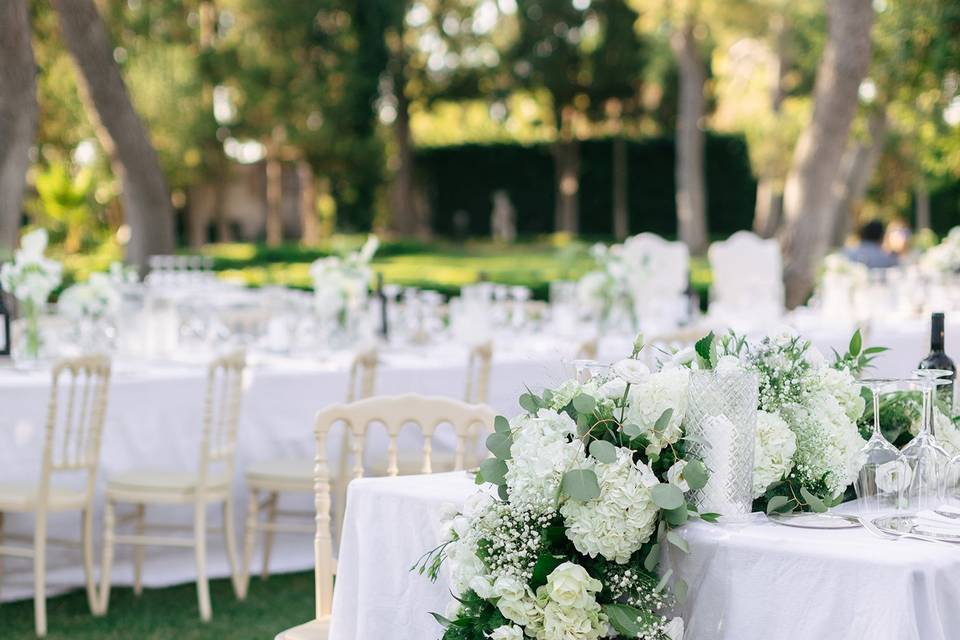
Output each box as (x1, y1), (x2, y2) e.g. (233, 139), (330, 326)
(58, 272), (121, 320)
(817, 366), (866, 422)
(782, 392), (866, 497)
(560, 448), (659, 563)
(531, 563), (607, 640)
(505, 410), (584, 510)
(489, 625), (524, 640)
(752, 410), (797, 498)
(622, 367), (689, 453)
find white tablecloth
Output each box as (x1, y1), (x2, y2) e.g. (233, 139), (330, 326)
(0, 336), (590, 602)
(330, 472), (960, 640)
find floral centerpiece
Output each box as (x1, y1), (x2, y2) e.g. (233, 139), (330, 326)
(309, 235), (378, 328)
(0, 229), (62, 360)
(416, 335), (713, 640)
(576, 243), (634, 331)
(920, 227), (960, 274)
(57, 263), (136, 352)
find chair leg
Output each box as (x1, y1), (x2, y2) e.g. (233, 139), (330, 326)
(34, 510), (48, 638)
(81, 507), (98, 615)
(133, 504), (146, 596)
(260, 492), (278, 580)
(222, 497), (242, 599)
(194, 501), (212, 622)
(98, 500), (116, 616)
(240, 488), (259, 600)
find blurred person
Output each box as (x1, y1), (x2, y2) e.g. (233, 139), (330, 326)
(843, 219), (899, 268)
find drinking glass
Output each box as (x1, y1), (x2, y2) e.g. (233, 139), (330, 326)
(854, 378), (908, 511)
(902, 370), (953, 511)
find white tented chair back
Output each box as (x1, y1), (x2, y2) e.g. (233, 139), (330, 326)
(708, 231), (784, 331)
(621, 233), (690, 333)
(464, 341), (493, 404)
(346, 346), (378, 402)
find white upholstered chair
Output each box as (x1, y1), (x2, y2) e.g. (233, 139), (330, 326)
(707, 231), (784, 331)
(239, 346), (380, 596)
(97, 351), (246, 622)
(274, 394), (497, 640)
(0, 355), (111, 638)
(621, 233), (690, 333)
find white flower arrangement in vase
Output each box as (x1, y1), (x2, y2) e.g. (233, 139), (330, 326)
(309, 235), (378, 329)
(920, 227), (960, 274)
(0, 229), (63, 361)
(576, 243), (634, 331)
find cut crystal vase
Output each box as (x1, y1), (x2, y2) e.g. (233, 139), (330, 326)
(683, 368), (759, 516)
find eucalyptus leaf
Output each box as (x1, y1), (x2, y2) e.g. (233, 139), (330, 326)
(589, 439), (617, 463)
(519, 393), (540, 414)
(572, 393), (597, 414)
(622, 423), (642, 439)
(765, 495), (791, 514)
(479, 458), (508, 485)
(643, 543), (660, 571)
(603, 604), (646, 636)
(666, 529), (689, 553)
(684, 459), (708, 491)
(800, 487), (828, 513)
(498, 483), (509, 501)
(674, 577), (689, 605)
(654, 408), (674, 433)
(485, 432), (513, 460)
(663, 504), (689, 526)
(494, 415), (511, 434)
(560, 469), (601, 502)
(650, 483), (685, 510)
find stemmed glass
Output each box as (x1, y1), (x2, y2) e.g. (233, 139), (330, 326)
(854, 378), (909, 512)
(902, 370), (953, 511)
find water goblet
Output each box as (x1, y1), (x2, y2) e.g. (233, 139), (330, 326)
(854, 378), (909, 512)
(902, 371), (953, 511)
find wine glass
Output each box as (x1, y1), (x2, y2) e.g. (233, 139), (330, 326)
(902, 370), (953, 511)
(854, 378), (909, 512)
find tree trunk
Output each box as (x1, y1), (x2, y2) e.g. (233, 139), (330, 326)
(264, 126), (284, 247)
(612, 136), (628, 240)
(298, 160), (319, 246)
(753, 12), (789, 239)
(0, 0), (37, 253)
(779, 0), (873, 308)
(53, 0), (174, 270)
(915, 181), (931, 231)
(671, 18), (708, 254)
(550, 105), (580, 234)
(829, 108), (887, 246)
(388, 61), (420, 237)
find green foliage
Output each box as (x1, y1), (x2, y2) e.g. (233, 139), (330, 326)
(560, 469), (602, 502)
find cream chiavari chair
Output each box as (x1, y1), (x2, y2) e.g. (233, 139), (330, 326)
(239, 346), (379, 597)
(98, 351), (246, 622)
(464, 341), (492, 405)
(275, 394), (497, 640)
(0, 355), (111, 638)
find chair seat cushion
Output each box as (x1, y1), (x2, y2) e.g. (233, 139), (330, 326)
(0, 483), (87, 512)
(245, 459), (314, 490)
(106, 470), (229, 499)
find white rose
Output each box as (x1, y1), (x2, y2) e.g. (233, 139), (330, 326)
(598, 377), (627, 401)
(612, 358), (650, 384)
(489, 625), (524, 640)
(667, 460), (690, 492)
(543, 562), (601, 609)
(670, 346), (696, 367)
(493, 575), (540, 627)
(664, 616), (685, 640)
(470, 575), (495, 599)
(876, 459), (912, 494)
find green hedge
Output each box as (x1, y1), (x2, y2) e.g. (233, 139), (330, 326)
(414, 134), (758, 238)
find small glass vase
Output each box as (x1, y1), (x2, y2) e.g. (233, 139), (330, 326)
(12, 300), (46, 368)
(683, 368), (759, 516)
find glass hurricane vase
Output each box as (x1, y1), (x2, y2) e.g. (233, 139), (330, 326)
(12, 299), (46, 367)
(683, 368), (759, 516)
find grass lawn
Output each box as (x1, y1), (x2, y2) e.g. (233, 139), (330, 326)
(56, 237), (714, 303)
(0, 572), (314, 639)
